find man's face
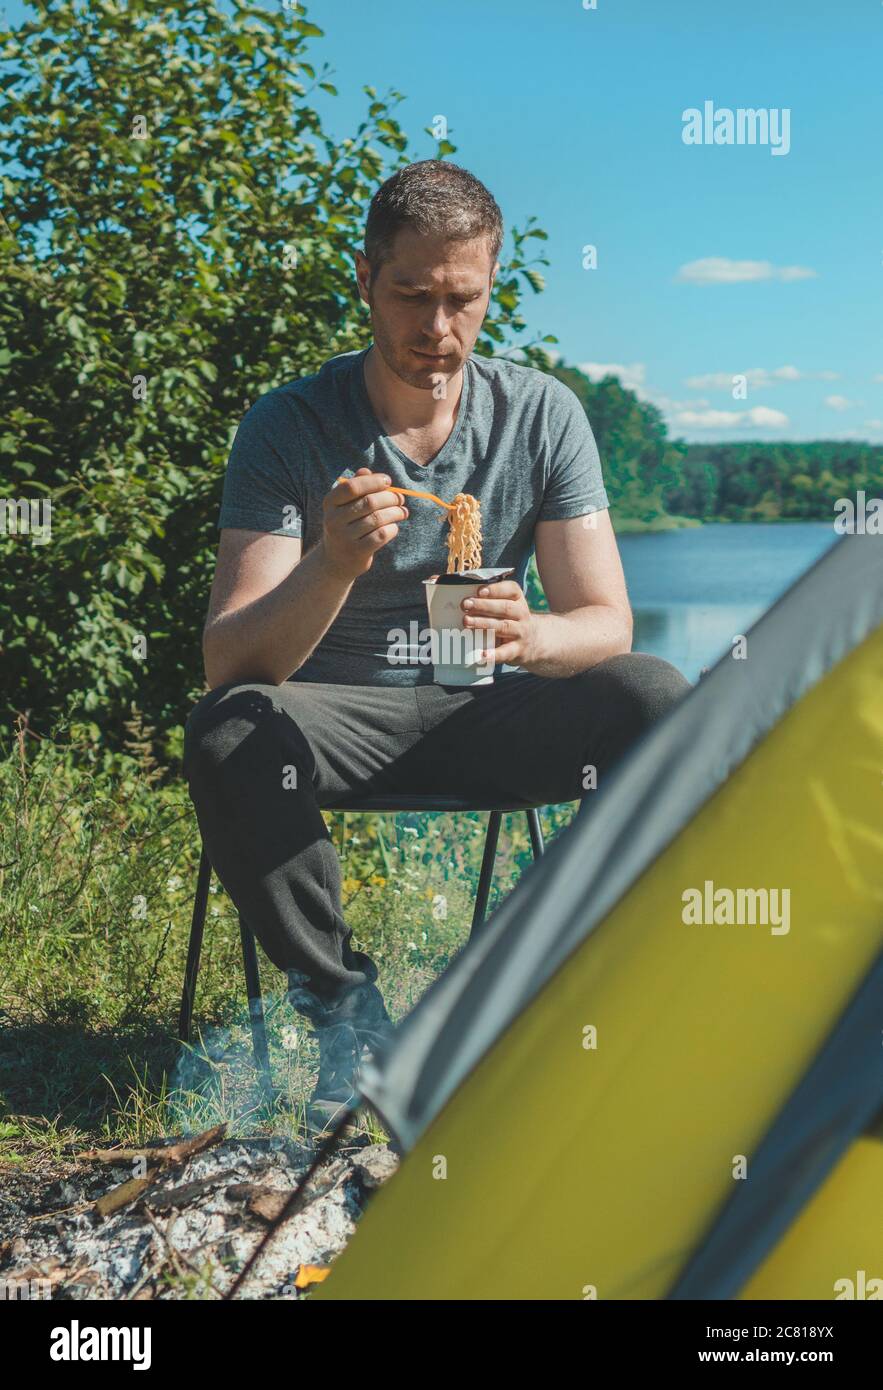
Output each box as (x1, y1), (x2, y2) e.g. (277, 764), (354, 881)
(356, 228), (498, 389)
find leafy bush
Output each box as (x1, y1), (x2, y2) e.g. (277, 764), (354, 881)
(0, 0), (555, 757)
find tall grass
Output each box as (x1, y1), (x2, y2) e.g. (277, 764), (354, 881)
(0, 718), (576, 1164)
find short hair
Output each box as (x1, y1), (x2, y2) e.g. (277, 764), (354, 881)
(364, 160), (503, 278)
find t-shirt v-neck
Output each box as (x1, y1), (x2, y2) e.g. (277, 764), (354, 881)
(353, 346), (472, 474)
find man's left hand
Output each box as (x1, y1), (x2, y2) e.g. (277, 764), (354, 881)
(461, 580), (540, 668)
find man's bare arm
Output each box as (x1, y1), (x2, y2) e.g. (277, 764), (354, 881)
(526, 510), (633, 678)
(202, 469), (410, 689)
(203, 531), (345, 688)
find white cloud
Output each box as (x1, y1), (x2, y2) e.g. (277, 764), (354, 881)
(674, 410), (743, 428)
(684, 371), (749, 390)
(676, 258), (817, 285)
(873, 374), (883, 384)
(824, 394), (856, 411)
(650, 393), (710, 413)
(685, 365), (840, 390)
(748, 406), (790, 427)
(777, 266), (818, 282)
(863, 419), (883, 431)
(576, 361), (646, 391)
(672, 406), (789, 429)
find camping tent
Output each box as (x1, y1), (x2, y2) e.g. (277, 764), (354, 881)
(317, 534), (883, 1301)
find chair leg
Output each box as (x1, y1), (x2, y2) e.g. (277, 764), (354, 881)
(526, 807), (545, 859)
(239, 915), (273, 1088)
(179, 845), (213, 1044)
(470, 810), (502, 939)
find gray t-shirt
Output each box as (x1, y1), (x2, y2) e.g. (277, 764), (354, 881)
(217, 345), (609, 686)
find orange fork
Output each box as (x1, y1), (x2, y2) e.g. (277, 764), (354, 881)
(334, 476), (452, 511)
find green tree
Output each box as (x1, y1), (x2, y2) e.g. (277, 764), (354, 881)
(0, 0), (554, 759)
(666, 455), (717, 519)
(550, 364), (686, 526)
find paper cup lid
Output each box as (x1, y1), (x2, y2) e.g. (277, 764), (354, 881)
(426, 566), (515, 586)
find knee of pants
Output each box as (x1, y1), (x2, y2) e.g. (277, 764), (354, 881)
(582, 652), (691, 733)
(183, 681), (312, 793)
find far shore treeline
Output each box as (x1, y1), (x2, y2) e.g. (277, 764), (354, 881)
(551, 363), (883, 532)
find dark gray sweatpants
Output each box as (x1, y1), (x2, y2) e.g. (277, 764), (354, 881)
(182, 654), (689, 1007)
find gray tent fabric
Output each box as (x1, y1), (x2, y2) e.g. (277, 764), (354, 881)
(668, 943), (883, 1299)
(359, 534), (883, 1151)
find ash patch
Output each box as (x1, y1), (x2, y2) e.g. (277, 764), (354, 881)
(0, 1132), (398, 1300)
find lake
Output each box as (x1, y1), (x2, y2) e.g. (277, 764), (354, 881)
(618, 522), (839, 683)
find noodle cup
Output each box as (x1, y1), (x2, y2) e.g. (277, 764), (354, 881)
(422, 567), (515, 686)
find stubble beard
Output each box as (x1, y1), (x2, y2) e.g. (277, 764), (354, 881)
(369, 312), (459, 392)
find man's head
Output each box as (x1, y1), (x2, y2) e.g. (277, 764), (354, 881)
(356, 160), (502, 389)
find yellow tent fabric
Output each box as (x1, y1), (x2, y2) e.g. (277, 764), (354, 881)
(740, 1131), (883, 1300)
(319, 623), (883, 1300)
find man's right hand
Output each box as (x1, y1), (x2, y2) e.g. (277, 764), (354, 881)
(321, 468), (409, 579)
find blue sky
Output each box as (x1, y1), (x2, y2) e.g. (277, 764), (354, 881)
(5, 0), (881, 444)
(305, 0), (883, 444)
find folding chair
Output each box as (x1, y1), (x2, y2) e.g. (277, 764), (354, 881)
(178, 795), (546, 1085)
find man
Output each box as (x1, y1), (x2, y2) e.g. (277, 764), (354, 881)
(183, 160), (689, 1131)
